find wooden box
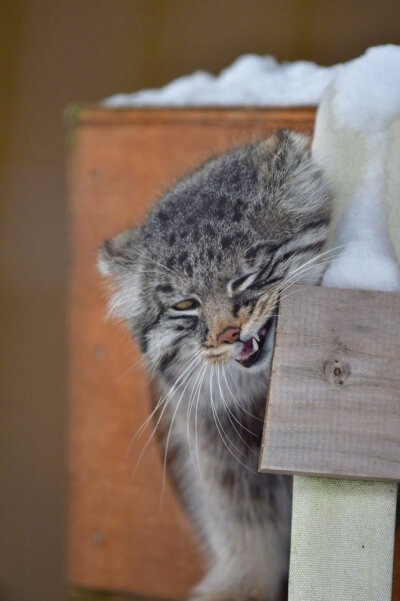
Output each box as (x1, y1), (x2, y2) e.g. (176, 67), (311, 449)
(66, 106), (399, 600)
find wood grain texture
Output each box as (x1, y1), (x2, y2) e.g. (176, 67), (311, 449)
(260, 285), (400, 482)
(69, 587), (161, 601)
(67, 108), (316, 598)
(65, 105), (317, 127)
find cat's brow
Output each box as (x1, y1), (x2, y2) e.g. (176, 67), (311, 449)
(260, 240), (325, 283)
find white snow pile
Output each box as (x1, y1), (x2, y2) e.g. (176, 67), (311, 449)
(312, 45), (400, 291)
(103, 54), (337, 107)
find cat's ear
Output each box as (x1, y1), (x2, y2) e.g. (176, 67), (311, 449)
(260, 129), (332, 222)
(262, 129), (311, 176)
(97, 227), (143, 276)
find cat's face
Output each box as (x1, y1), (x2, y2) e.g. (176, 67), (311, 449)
(99, 131), (332, 393)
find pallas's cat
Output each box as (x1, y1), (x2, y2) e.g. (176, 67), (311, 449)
(98, 130), (332, 601)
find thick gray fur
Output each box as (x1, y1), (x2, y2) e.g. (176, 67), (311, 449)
(98, 130), (333, 601)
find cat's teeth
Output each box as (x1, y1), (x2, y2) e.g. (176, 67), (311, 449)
(254, 333), (260, 342)
(252, 337), (258, 352)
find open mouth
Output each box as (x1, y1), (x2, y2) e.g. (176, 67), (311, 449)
(236, 317), (275, 368)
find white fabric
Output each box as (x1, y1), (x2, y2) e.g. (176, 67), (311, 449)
(289, 478), (397, 601)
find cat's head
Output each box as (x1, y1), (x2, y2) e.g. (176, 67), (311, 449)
(98, 130), (332, 390)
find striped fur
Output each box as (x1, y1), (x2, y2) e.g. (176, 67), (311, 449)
(98, 130), (333, 601)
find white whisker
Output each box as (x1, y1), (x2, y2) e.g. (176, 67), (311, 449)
(159, 356), (201, 508)
(223, 364), (263, 423)
(209, 367), (256, 473)
(129, 350), (201, 448)
(186, 362), (207, 478)
(116, 354), (147, 382)
(216, 365), (256, 444)
(194, 364), (209, 477)
(130, 353), (202, 478)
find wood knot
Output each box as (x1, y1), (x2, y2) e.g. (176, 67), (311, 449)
(324, 357), (351, 386)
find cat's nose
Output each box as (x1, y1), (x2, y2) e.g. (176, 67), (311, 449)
(217, 326), (240, 345)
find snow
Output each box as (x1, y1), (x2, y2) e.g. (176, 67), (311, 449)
(312, 45), (400, 291)
(103, 54), (336, 107)
(331, 45), (400, 131)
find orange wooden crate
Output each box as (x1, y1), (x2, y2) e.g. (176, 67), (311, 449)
(67, 106), (399, 600)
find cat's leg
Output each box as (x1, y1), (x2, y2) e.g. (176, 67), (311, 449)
(165, 412), (291, 601)
(187, 467), (291, 601)
(190, 510), (289, 601)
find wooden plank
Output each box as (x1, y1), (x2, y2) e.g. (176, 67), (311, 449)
(67, 108), (317, 598)
(69, 587), (164, 601)
(260, 285), (400, 481)
(65, 105), (317, 127)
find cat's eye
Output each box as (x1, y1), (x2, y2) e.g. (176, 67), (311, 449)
(172, 299), (199, 311)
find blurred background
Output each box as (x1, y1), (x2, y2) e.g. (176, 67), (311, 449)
(1, 1), (400, 600)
